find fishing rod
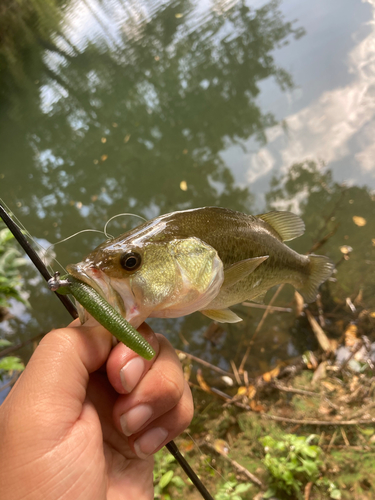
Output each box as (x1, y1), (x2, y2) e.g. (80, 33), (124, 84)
(0, 202), (214, 500)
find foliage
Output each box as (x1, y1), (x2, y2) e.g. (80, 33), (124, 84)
(153, 448), (186, 499)
(0, 224), (28, 311)
(0, 355), (25, 382)
(214, 480), (251, 500)
(260, 433), (340, 499)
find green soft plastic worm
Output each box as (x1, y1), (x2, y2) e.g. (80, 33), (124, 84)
(55, 274), (155, 360)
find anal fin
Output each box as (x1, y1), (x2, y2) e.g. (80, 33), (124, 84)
(201, 308), (243, 323)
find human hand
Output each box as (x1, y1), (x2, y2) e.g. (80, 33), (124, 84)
(0, 321), (193, 500)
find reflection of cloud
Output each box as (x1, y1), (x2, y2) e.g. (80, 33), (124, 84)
(355, 120), (375, 172)
(248, 0), (375, 181)
(247, 148), (275, 183)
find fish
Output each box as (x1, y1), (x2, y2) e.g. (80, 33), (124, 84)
(66, 207), (334, 328)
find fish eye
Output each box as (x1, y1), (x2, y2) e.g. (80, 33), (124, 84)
(120, 252), (142, 271)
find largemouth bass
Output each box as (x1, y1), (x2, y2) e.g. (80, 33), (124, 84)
(67, 207), (334, 328)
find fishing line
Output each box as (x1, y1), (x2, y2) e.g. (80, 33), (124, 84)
(43, 229), (110, 274)
(103, 212), (147, 239)
(184, 431), (226, 481)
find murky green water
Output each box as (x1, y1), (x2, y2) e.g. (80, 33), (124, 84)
(1, 0), (375, 380)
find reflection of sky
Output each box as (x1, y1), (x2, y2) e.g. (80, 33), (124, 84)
(221, 0), (375, 207)
(43, 0), (375, 208)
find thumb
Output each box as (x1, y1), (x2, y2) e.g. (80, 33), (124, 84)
(3, 319), (113, 431)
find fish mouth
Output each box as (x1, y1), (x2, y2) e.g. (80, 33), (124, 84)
(66, 262), (127, 317)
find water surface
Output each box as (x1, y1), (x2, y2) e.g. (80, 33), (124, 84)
(0, 0), (374, 379)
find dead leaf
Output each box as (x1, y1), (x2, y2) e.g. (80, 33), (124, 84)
(294, 291), (305, 317)
(100, 154), (108, 161)
(250, 400), (265, 412)
(321, 380), (336, 392)
(344, 323), (358, 347)
(213, 439), (229, 455)
(353, 216), (366, 226)
(311, 361), (327, 386)
(306, 310), (332, 353)
(237, 386), (247, 396)
(196, 369), (212, 393)
(101, 137), (107, 143)
(247, 385), (257, 399)
(340, 245), (353, 254)
(303, 350), (318, 370)
(262, 365), (280, 382)
(124, 134), (131, 143)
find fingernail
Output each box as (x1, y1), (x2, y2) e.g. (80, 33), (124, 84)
(120, 357), (145, 393)
(134, 427), (168, 459)
(120, 404), (153, 436)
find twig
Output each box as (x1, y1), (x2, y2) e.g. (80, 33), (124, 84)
(270, 382), (320, 397)
(176, 350), (235, 379)
(327, 430), (337, 451)
(230, 360), (242, 386)
(340, 427), (350, 446)
(233, 402), (375, 426)
(304, 481), (313, 500)
(239, 285), (284, 373)
(242, 302), (292, 313)
(206, 443), (263, 487)
(309, 225), (338, 254)
(0, 332), (44, 358)
(349, 401), (375, 420)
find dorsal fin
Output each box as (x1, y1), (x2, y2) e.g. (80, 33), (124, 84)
(257, 211), (305, 241)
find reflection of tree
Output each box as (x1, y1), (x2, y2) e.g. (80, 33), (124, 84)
(266, 160), (375, 304)
(1, 0), (304, 248)
(0, 0), (71, 119)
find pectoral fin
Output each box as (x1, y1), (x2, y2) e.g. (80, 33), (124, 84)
(223, 256), (269, 288)
(201, 308), (243, 323)
(257, 211), (305, 241)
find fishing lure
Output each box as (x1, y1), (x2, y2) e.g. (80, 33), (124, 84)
(48, 272), (155, 360)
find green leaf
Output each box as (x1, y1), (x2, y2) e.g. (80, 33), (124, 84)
(234, 483), (251, 494)
(0, 356), (25, 372)
(263, 488), (277, 498)
(159, 470), (174, 489)
(330, 489), (341, 499)
(171, 476), (185, 488)
(0, 339), (12, 348)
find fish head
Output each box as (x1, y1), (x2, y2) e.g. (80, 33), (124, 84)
(67, 236), (224, 328)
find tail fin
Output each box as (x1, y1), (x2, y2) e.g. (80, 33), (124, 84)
(298, 255), (334, 303)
